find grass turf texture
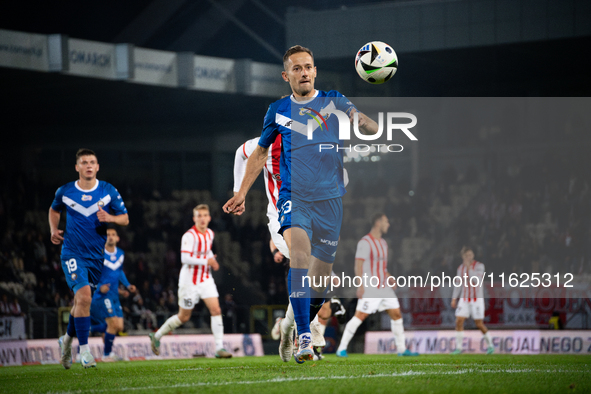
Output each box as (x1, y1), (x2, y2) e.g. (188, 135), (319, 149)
(1, 355), (590, 393)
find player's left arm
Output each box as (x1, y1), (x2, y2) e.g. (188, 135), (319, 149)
(97, 186), (130, 225)
(351, 109), (379, 135)
(119, 270), (135, 293)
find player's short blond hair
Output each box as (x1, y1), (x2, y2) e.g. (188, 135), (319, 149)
(194, 204), (210, 214)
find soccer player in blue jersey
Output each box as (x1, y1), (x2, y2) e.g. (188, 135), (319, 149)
(49, 148), (129, 369)
(224, 45), (378, 363)
(90, 227), (136, 362)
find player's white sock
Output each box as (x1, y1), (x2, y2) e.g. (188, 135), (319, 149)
(337, 316), (362, 352)
(211, 315), (224, 351)
(281, 302), (295, 333)
(155, 315), (183, 340)
(456, 331), (464, 351)
(63, 333), (73, 347)
(390, 318), (407, 353)
(315, 315), (327, 337)
(79, 344), (90, 354)
(483, 332), (492, 347)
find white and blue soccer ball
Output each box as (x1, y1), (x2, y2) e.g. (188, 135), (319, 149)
(355, 41), (398, 84)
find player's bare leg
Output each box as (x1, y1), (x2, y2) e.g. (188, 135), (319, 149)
(475, 319), (494, 354)
(150, 307), (190, 355)
(203, 297), (232, 358)
(452, 316), (466, 354)
(337, 310), (368, 357)
(101, 317), (123, 362)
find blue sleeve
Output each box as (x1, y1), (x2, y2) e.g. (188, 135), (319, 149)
(119, 270), (130, 288)
(334, 92), (357, 116)
(258, 103), (279, 148)
(50, 186), (65, 212)
(107, 184), (128, 215)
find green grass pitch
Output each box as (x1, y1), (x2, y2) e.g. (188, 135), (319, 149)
(1, 354), (590, 393)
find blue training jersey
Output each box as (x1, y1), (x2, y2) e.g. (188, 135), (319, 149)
(258, 90), (356, 202)
(51, 180), (128, 261)
(93, 247), (130, 300)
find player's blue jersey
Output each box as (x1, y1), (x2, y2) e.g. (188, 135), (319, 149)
(258, 90), (355, 202)
(51, 180), (127, 260)
(93, 247), (130, 300)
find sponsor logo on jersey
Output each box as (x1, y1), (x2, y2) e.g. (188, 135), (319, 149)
(290, 291), (306, 298)
(81, 194), (93, 201)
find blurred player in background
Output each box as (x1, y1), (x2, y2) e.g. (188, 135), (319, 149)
(224, 45), (378, 363)
(89, 227), (136, 362)
(336, 213), (418, 357)
(149, 204), (232, 359)
(233, 136), (345, 362)
(451, 246), (494, 355)
(50, 148), (129, 369)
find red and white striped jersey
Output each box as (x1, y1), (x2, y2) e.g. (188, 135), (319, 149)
(355, 234), (389, 288)
(452, 260), (485, 301)
(234, 136), (282, 220)
(181, 226), (214, 285)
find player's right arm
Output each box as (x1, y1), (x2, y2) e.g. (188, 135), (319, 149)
(354, 258), (365, 298)
(223, 144), (269, 214)
(49, 186), (65, 245)
(224, 104), (277, 215)
(451, 266), (462, 308)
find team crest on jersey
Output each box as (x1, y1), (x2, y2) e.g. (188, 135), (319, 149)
(108, 308), (113, 314)
(272, 173), (281, 181)
(71, 273), (77, 280)
(81, 194), (92, 201)
(111, 255), (117, 261)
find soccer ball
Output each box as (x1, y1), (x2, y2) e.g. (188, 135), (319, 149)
(355, 41), (398, 84)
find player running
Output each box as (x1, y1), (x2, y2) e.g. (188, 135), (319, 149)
(451, 246), (494, 355)
(224, 45), (378, 363)
(336, 213), (418, 357)
(51, 148), (129, 369)
(149, 204), (232, 359)
(89, 227), (136, 362)
(234, 136), (340, 361)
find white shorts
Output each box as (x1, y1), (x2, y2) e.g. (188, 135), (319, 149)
(356, 288), (400, 314)
(268, 211), (289, 259)
(178, 268), (219, 310)
(455, 298), (485, 320)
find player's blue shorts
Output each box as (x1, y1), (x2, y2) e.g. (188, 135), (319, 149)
(90, 295), (123, 324)
(277, 197), (342, 264)
(61, 257), (102, 294)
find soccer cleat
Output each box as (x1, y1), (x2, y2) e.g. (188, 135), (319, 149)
(79, 349), (96, 368)
(336, 349), (348, 358)
(148, 332), (160, 355)
(278, 325), (294, 362)
(313, 346), (324, 361)
(398, 349), (419, 356)
(330, 297), (348, 325)
(451, 349), (463, 355)
(271, 317), (282, 341)
(486, 346), (494, 355)
(310, 319), (326, 348)
(215, 348), (233, 358)
(293, 333), (313, 364)
(58, 336), (72, 370)
(102, 352), (123, 362)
